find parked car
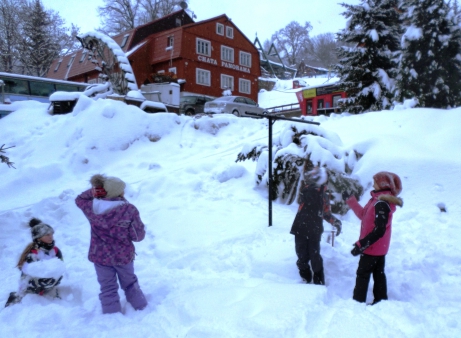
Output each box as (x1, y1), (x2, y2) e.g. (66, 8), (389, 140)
(204, 96), (266, 117)
(180, 95), (214, 115)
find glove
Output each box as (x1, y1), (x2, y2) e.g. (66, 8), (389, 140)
(342, 190), (352, 200)
(333, 219), (342, 236)
(351, 243), (363, 256)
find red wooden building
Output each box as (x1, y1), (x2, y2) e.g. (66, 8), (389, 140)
(295, 78), (347, 116)
(46, 10), (261, 103)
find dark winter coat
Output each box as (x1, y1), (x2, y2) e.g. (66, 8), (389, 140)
(290, 183), (338, 237)
(75, 189), (146, 266)
(347, 189), (402, 256)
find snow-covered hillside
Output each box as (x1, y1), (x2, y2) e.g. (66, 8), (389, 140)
(0, 92), (460, 337)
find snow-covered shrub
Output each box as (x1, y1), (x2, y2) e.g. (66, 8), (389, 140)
(236, 121), (363, 214)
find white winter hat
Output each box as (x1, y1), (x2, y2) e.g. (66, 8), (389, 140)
(103, 176), (126, 198)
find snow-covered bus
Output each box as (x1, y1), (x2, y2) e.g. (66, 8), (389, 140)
(0, 72), (87, 104)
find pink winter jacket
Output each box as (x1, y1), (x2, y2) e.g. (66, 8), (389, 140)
(346, 190), (400, 256)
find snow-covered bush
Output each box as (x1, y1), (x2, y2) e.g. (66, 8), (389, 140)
(236, 121), (363, 214)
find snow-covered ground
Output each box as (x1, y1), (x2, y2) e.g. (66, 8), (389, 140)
(0, 85), (460, 337)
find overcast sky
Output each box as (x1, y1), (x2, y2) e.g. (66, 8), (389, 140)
(42, 0), (360, 42)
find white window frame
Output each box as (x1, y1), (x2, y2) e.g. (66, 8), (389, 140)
(226, 26), (234, 38)
(196, 38), (211, 56)
(67, 55), (75, 67)
(216, 23), (224, 36)
(80, 51), (87, 62)
(221, 74), (234, 90)
(239, 51), (251, 67)
(239, 78), (251, 94)
(54, 59), (62, 71)
(221, 46), (234, 63)
(168, 67), (177, 74)
(167, 36), (174, 47)
(196, 68), (211, 86)
(121, 34), (130, 48)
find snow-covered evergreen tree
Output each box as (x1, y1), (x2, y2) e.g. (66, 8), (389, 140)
(396, 0), (461, 108)
(336, 0), (402, 113)
(17, 0), (61, 76)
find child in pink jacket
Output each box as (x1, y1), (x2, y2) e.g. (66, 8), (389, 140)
(346, 171), (403, 305)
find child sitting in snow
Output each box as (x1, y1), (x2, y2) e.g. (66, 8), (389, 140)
(4, 218), (65, 307)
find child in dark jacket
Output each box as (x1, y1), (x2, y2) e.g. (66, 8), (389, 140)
(346, 171), (403, 305)
(290, 166), (342, 285)
(75, 174), (147, 314)
(5, 218), (64, 307)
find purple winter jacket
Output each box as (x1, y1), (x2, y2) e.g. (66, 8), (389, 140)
(75, 189), (146, 266)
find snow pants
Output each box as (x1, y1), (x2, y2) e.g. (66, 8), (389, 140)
(294, 234), (324, 284)
(353, 254), (387, 304)
(94, 261), (147, 314)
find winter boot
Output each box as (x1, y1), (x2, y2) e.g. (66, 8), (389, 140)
(313, 269), (325, 285)
(4, 292), (22, 307)
(299, 269), (312, 283)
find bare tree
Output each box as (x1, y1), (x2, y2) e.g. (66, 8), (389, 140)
(98, 0), (189, 36)
(271, 21), (312, 67)
(97, 0), (140, 36)
(305, 33), (339, 69)
(139, 0), (188, 22)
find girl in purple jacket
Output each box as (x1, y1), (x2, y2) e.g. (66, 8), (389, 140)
(75, 174), (148, 314)
(346, 171), (403, 305)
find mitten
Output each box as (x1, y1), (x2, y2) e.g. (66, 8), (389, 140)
(351, 243), (363, 256)
(342, 190), (352, 200)
(333, 219), (342, 236)
(90, 174), (107, 198)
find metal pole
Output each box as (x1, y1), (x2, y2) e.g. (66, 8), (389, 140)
(268, 117), (273, 226)
(244, 112), (320, 228)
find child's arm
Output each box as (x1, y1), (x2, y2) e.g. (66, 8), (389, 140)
(75, 189), (94, 217)
(346, 195), (365, 220)
(128, 205), (146, 242)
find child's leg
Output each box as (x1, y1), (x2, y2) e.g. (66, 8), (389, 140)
(115, 262), (147, 311)
(353, 254), (376, 303)
(94, 263), (122, 314)
(372, 255), (388, 303)
(294, 235), (313, 282)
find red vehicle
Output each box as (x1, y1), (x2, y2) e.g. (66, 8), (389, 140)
(295, 81), (346, 116)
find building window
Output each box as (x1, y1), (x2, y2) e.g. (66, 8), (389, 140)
(221, 46), (234, 63)
(167, 36), (174, 47)
(176, 18), (181, 26)
(239, 51), (251, 67)
(216, 23), (224, 35)
(67, 55), (75, 67)
(197, 68), (211, 86)
(226, 26), (234, 38)
(121, 34), (130, 48)
(169, 67), (177, 74)
(157, 70), (165, 74)
(221, 74), (234, 90)
(80, 51), (87, 62)
(239, 79), (251, 94)
(196, 38), (211, 56)
(54, 59), (62, 71)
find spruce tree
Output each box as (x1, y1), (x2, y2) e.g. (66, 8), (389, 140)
(17, 0), (61, 76)
(396, 0), (461, 108)
(336, 0), (402, 113)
